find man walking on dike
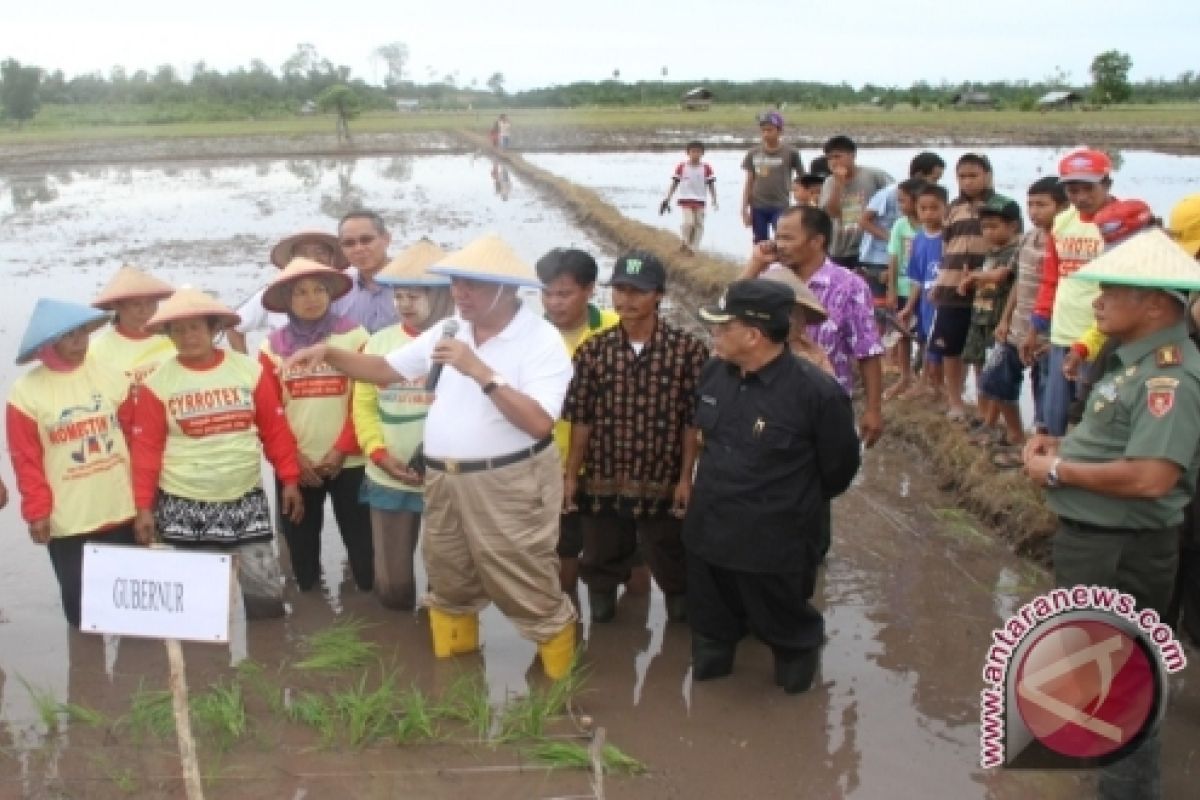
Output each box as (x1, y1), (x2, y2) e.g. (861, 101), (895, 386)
(334, 209), (400, 334)
(1022, 229), (1200, 800)
(562, 252), (708, 624)
(687, 279), (860, 693)
(1029, 149), (1118, 436)
(535, 247), (650, 598)
(283, 235), (578, 680)
(818, 135), (893, 273)
(740, 111), (804, 243)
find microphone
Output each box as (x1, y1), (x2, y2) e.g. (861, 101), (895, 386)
(425, 319), (461, 391)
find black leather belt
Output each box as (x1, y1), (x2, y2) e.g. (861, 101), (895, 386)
(425, 437), (553, 475)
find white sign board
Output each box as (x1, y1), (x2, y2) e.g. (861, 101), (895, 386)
(81, 545), (234, 643)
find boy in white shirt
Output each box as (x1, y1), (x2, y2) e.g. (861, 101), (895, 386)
(661, 141), (717, 256)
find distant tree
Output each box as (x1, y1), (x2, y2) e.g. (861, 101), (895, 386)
(283, 43), (331, 79)
(1090, 50), (1133, 104)
(374, 42), (409, 88)
(612, 69), (620, 80)
(317, 84), (361, 143)
(486, 72), (505, 95)
(1, 59), (42, 128)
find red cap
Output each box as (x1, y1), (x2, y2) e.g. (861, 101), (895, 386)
(1058, 149), (1112, 183)
(1094, 199), (1154, 246)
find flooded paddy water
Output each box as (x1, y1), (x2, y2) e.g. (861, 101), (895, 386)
(0, 149), (1198, 798)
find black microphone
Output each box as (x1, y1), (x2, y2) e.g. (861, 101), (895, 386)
(425, 319), (461, 391)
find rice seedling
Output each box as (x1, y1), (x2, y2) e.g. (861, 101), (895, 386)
(90, 754), (139, 795)
(332, 670), (400, 747)
(437, 671), (493, 741)
(497, 659), (588, 742)
(236, 659), (285, 716)
(57, 702), (107, 728)
(18, 677), (61, 732)
(394, 684), (439, 743)
(190, 678), (248, 752)
(294, 618), (379, 672)
(122, 681), (175, 742)
(286, 690), (338, 746)
(527, 741), (647, 775)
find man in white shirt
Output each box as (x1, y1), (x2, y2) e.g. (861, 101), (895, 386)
(282, 234), (578, 679)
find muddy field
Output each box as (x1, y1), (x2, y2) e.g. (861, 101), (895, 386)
(0, 141), (1199, 798)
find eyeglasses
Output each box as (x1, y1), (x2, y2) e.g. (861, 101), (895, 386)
(340, 235), (376, 248)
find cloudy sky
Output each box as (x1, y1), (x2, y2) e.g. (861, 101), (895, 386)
(2, 0), (1192, 91)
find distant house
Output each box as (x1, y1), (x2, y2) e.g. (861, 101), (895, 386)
(395, 98), (420, 112)
(299, 100), (317, 115)
(1037, 90), (1083, 110)
(951, 91), (995, 109)
(681, 87), (713, 111)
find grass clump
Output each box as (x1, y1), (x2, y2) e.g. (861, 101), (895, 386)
(190, 678), (248, 752)
(236, 659), (285, 715)
(332, 670), (400, 747)
(437, 671), (493, 741)
(123, 682), (175, 742)
(58, 701), (107, 728)
(286, 690), (338, 746)
(18, 677), (61, 732)
(498, 663), (586, 742)
(395, 685), (439, 743)
(294, 618), (379, 672)
(527, 741), (646, 775)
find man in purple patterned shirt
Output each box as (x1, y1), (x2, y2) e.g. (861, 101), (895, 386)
(742, 206), (885, 445)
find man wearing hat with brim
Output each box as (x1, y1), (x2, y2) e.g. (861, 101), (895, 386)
(1022, 229), (1200, 799)
(282, 234), (579, 679)
(7, 299), (139, 627)
(761, 267), (836, 375)
(229, 230), (349, 354)
(686, 279), (860, 693)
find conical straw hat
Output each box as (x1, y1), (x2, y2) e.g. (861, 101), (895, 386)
(761, 269), (828, 324)
(16, 299), (110, 365)
(1069, 228), (1200, 291)
(145, 287), (241, 333)
(428, 234), (541, 288)
(269, 231), (348, 269)
(261, 258), (354, 313)
(92, 265), (175, 310)
(377, 238), (451, 287)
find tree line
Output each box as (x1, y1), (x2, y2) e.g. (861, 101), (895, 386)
(2, 43), (1196, 128)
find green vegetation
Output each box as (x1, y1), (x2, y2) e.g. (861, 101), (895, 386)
(437, 671), (494, 740)
(18, 678), (61, 732)
(395, 684), (440, 743)
(527, 741), (647, 775)
(332, 670), (400, 747)
(294, 617), (379, 672)
(190, 678), (249, 752)
(285, 690), (339, 745)
(122, 682), (175, 742)
(1091, 50), (1134, 105)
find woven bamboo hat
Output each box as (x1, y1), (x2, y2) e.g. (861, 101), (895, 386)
(145, 287), (241, 333)
(377, 238), (451, 287)
(261, 258), (353, 313)
(16, 299), (110, 365)
(1070, 228), (1200, 292)
(269, 231), (348, 269)
(427, 234), (541, 288)
(91, 265), (175, 310)
(761, 269), (829, 324)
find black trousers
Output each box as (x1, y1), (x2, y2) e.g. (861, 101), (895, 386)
(687, 553), (824, 654)
(277, 466), (373, 591)
(580, 514), (686, 595)
(1168, 503), (1200, 646)
(47, 524), (136, 628)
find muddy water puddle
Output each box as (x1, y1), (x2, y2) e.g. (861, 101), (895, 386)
(0, 155), (1198, 797)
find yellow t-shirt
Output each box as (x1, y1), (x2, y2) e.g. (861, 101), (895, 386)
(89, 327), (176, 385)
(144, 352), (265, 502)
(555, 307), (620, 465)
(8, 359), (136, 536)
(260, 327), (369, 465)
(353, 325), (435, 491)
(1049, 207), (1105, 346)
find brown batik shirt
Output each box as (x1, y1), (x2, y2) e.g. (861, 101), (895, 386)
(563, 318), (709, 518)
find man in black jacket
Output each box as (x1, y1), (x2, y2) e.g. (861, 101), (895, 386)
(685, 280), (861, 693)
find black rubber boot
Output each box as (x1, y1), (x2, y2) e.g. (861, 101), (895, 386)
(774, 647), (819, 694)
(665, 593), (688, 623)
(588, 588), (617, 623)
(691, 634), (736, 681)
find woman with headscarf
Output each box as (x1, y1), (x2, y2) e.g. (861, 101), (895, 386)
(130, 288), (302, 619)
(258, 259), (373, 593)
(88, 265), (176, 385)
(7, 299), (140, 627)
(352, 239), (454, 609)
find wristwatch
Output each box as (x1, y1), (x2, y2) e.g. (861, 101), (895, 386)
(482, 375), (509, 395)
(1046, 458), (1063, 488)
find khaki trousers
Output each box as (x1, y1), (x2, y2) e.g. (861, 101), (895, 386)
(422, 446), (576, 642)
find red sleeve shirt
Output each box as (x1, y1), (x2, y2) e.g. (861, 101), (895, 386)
(5, 403), (52, 523)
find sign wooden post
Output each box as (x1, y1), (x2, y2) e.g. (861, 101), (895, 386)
(82, 544), (237, 800)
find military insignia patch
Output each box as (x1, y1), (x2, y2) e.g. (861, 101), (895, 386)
(1148, 389), (1176, 418)
(1156, 345), (1182, 367)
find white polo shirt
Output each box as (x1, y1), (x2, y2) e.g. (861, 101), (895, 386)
(385, 303), (572, 459)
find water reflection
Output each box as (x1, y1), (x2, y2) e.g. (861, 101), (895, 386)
(8, 176), (59, 211)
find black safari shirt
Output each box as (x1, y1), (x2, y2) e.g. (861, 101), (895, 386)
(683, 352), (861, 573)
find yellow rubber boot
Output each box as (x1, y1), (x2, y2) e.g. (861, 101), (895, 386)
(538, 624), (577, 681)
(428, 608), (479, 658)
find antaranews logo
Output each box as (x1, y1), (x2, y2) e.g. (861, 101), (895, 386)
(979, 584), (1186, 769)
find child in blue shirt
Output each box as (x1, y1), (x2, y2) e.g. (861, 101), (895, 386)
(898, 183), (948, 399)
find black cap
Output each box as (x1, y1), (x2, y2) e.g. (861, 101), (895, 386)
(609, 251), (667, 291)
(798, 173), (828, 188)
(977, 194), (1022, 223)
(699, 279), (794, 330)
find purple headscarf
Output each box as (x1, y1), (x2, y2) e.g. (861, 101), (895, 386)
(269, 311), (358, 357)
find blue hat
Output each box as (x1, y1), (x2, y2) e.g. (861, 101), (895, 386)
(17, 299), (110, 365)
(427, 234), (542, 289)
